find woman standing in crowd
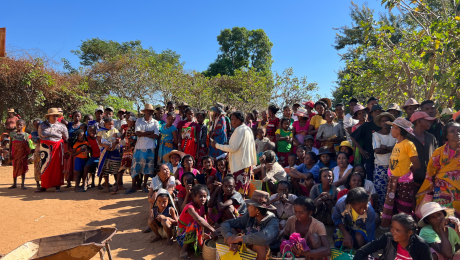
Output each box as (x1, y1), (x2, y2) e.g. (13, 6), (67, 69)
(308, 101), (327, 148)
(177, 108), (200, 159)
(36, 108), (69, 193)
(381, 118), (420, 228)
(292, 108), (310, 152)
(372, 112), (396, 212)
(353, 213), (432, 260)
(417, 122), (460, 218)
(96, 117), (122, 192)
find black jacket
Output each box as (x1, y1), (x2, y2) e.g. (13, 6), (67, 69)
(353, 233), (432, 260)
(427, 119), (444, 147)
(407, 132), (438, 186)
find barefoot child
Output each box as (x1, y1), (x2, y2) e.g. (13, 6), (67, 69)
(177, 185), (216, 259)
(269, 180), (297, 232)
(83, 126), (100, 189)
(72, 130), (90, 192)
(96, 118), (122, 192)
(8, 119), (30, 189)
(177, 172), (195, 212)
(148, 188), (178, 245)
(208, 175), (247, 226)
(112, 140), (134, 194)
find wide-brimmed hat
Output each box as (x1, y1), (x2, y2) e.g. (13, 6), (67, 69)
(370, 104), (384, 113)
(318, 146), (335, 156)
(245, 190), (276, 210)
(410, 111), (436, 123)
(374, 112), (396, 127)
(295, 108), (309, 118)
(386, 118), (413, 133)
(163, 150), (186, 163)
(418, 202), (454, 227)
(302, 101), (315, 109)
(7, 108), (15, 113)
(141, 104), (155, 113)
(178, 102), (190, 108)
(387, 103), (402, 112)
(353, 104), (366, 119)
(402, 98), (420, 109)
(335, 141), (355, 153)
(441, 108), (454, 117)
(319, 98), (332, 109)
(45, 108), (63, 118)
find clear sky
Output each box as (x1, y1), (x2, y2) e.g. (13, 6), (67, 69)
(1, 0), (387, 97)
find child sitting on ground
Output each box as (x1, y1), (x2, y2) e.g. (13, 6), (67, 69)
(215, 157), (228, 183)
(8, 119), (30, 190)
(177, 185), (216, 259)
(197, 155), (217, 186)
(295, 145), (306, 166)
(177, 172), (195, 212)
(303, 135), (319, 155)
(285, 153), (299, 172)
(72, 130), (90, 192)
(208, 175), (247, 227)
(269, 180), (297, 232)
(148, 188), (178, 245)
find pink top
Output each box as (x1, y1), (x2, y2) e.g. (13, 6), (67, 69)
(395, 243), (412, 260)
(293, 120), (310, 144)
(178, 202), (205, 228)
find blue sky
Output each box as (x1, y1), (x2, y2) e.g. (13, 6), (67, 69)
(1, 0), (387, 97)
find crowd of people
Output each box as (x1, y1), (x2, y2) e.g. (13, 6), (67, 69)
(2, 96), (460, 260)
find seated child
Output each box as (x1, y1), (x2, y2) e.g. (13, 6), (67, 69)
(310, 168), (338, 226)
(215, 157), (228, 182)
(295, 145), (306, 166)
(197, 155), (217, 187)
(275, 117), (293, 167)
(289, 152), (319, 195)
(336, 141), (355, 165)
(148, 188), (178, 245)
(269, 181), (297, 232)
(177, 185), (216, 259)
(282, 196), (331, 259)
(260, 150), (287, 194)
(303, 135), (319, 155)
(332, 187), (376, 250)
(317, 147), (337, 169)
(337, 172), (377, 210)
(208, 175), (246, 226)
(177, 172), (195, 212)
(351, 164), (377, 208)
(285, 153), (299, 172)
(8, 119), (30, 189)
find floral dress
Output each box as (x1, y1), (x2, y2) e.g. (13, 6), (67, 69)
(209, 115), (227, 158)
(158, 125), (177, 164)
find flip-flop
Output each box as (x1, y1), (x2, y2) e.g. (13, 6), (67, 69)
(124, 189), (137, 195)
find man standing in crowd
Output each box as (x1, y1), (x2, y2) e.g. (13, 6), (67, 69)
(343, 98), (358, 141)
(365, 97), (379, 122)
(402, 98), (420, 121)
(128, 104), (160, 194)
(350, 104), (383, 182)
(88, 106), (104, 129)
(420, 100), (444, 146)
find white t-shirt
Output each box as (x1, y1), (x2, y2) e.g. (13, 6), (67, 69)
(134, 117), (160, 150)
(364, 180), (376, 194)
(333, 164), (353, 190)
(372, 132), (397, 166)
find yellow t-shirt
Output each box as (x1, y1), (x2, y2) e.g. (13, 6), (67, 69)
(389, 139), (418, 177)
(97, 128), (119, 142)
(310, 115), (326, 129)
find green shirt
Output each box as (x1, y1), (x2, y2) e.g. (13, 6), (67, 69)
(419, 225), (460, 254)
(275, 129), (293, 153)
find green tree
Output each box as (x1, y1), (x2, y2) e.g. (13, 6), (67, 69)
(203, 27), (273, 77)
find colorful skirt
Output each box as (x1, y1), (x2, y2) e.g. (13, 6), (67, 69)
(176, 220), (204, 255)
(12, 140), (30, 178)
(97, 147), (122, 177)
(433, 179), (460, 219)
(39, 139), (65, 189)
(333, 226), (368, 247)
(130, 148), (156, 178)
(381, 175), (415, 228)
(233, 166), (252, 196)
(158, 140), (175, 165)
(208, 205), (240, 225)
(374, 164), (389, 212)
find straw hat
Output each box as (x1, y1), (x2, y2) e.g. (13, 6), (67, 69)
(402, 98), (420, 109)
(319, 98), (332, 109)
(45, 108), (63, 118)
(335, 141), (355, 153)
(418, 202), (454, 227)
(373, 112), (396, 127)
(141, 104), (155, 113)
(7, 108), (15, 113)
(163, 150), (186, 163)
(244, 190), (276, 210)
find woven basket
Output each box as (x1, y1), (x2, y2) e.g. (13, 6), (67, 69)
(203, 239), (221, 260)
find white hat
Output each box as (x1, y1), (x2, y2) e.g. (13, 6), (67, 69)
(441, 108), (454, 116)
(418, 202), (453, 227)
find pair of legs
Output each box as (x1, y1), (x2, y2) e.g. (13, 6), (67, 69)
(9, 175), (26, 190)
(74, 170), (85, 192)
(36, 186), (61, 193)
(148, 216), (174, 245)
(112, 171), (125, 193)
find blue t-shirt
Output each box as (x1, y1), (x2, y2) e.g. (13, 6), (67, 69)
(296, 163), (321, 183)
(317, 160), (337, 170)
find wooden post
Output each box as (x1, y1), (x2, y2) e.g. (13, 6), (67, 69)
(105, 243), (113, 260)
(0, 28), (5, 57)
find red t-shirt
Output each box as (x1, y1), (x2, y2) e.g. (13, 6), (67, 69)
(179, 202), (205, 228)
(177, 187), (193, 204)
(87, 136), (101, 158)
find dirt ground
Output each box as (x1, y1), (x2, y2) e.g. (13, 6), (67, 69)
(0, 165), (190, 260)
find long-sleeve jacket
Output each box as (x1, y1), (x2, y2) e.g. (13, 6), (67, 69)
(221, 211), (279, 246)
(353, 233), (432, 260)
(215, 124), (257, 173)
(332, 196), (376, 242)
